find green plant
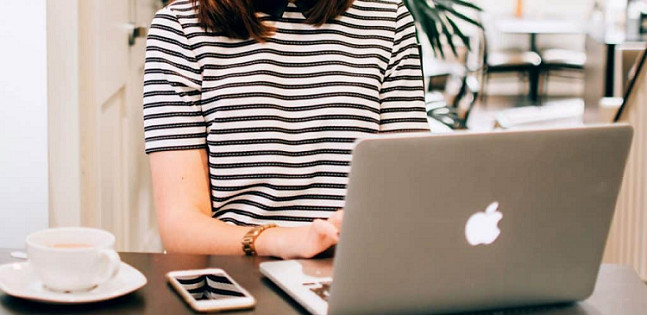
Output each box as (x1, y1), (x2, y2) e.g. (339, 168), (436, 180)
(404, 0), (483, 58)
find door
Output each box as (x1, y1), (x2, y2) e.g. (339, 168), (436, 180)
(75, 0), (160, 251)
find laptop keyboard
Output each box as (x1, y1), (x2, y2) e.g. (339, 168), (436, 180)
(302, 280), (332, 302)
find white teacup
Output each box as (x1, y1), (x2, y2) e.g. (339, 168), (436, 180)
(26, 227), (121, 292)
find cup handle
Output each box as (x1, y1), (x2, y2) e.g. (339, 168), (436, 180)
(95, 249), (121, 285)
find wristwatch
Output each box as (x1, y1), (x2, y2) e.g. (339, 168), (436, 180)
(242, 224), (278, 256)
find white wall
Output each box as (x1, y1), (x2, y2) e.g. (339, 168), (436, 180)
(0, 1), (49, 248)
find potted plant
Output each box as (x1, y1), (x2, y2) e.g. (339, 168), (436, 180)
(403, 0), (483, 58)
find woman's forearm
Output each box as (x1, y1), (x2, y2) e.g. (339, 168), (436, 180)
(158, 208), (247, 255)
(158, 208), (290, 256)
(157, 207), (342, 259)
(158, 204), (301, 257)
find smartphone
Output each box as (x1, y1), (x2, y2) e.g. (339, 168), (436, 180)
(167, 268), (256, 312)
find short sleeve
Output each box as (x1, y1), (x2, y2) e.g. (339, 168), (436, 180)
(143, 7), (206, 154)
(379, 2), (430, 133)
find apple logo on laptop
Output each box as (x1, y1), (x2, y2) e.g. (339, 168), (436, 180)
(465, 202), (503, 246)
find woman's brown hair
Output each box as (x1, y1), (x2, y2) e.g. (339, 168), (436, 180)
(191, 0), (354, 41)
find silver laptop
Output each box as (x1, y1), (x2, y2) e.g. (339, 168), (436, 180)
(260, 125), (633, 315)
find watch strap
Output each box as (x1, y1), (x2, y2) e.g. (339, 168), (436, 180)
(242, 224), (278, 256)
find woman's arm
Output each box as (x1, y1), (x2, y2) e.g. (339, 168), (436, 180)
(150, 149), (343, 258)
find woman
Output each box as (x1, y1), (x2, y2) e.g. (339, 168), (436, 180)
(143, 0), (429, 258)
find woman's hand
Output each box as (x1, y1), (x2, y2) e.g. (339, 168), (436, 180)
(256, 210), (344, 259)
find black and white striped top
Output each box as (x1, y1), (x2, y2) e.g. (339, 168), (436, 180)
(143, 0), (429, 227)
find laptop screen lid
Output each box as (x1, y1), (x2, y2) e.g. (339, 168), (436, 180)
(328, 125), (633, 315)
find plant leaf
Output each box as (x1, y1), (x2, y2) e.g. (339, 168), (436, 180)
(436, 0), (483, 12)
(438, 18), (458, 56)
(422, 18), (444, 57)
(435, 2), (483, 29)
(446, 16), (471, 50)
(404, 0), (482, 59)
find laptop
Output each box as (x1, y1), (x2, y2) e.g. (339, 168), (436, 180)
(260, 125), (633, 315)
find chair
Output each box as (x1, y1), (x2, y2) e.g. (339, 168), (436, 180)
(477, 15), (542, 103)
(540, 48), (586, 96)
(482, 50), (542, 100)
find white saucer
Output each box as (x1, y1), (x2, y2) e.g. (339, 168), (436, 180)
(0, 261), (147, 304)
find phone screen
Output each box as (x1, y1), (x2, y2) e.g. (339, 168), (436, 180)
(173, 272), (248, 301)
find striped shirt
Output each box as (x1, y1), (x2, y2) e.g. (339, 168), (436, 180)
(143, 0), (429, 227)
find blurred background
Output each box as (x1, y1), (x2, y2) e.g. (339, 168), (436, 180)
(0, 0), (646, 279)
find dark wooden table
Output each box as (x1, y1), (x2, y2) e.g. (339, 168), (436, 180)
(0, 249), (646, 314)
